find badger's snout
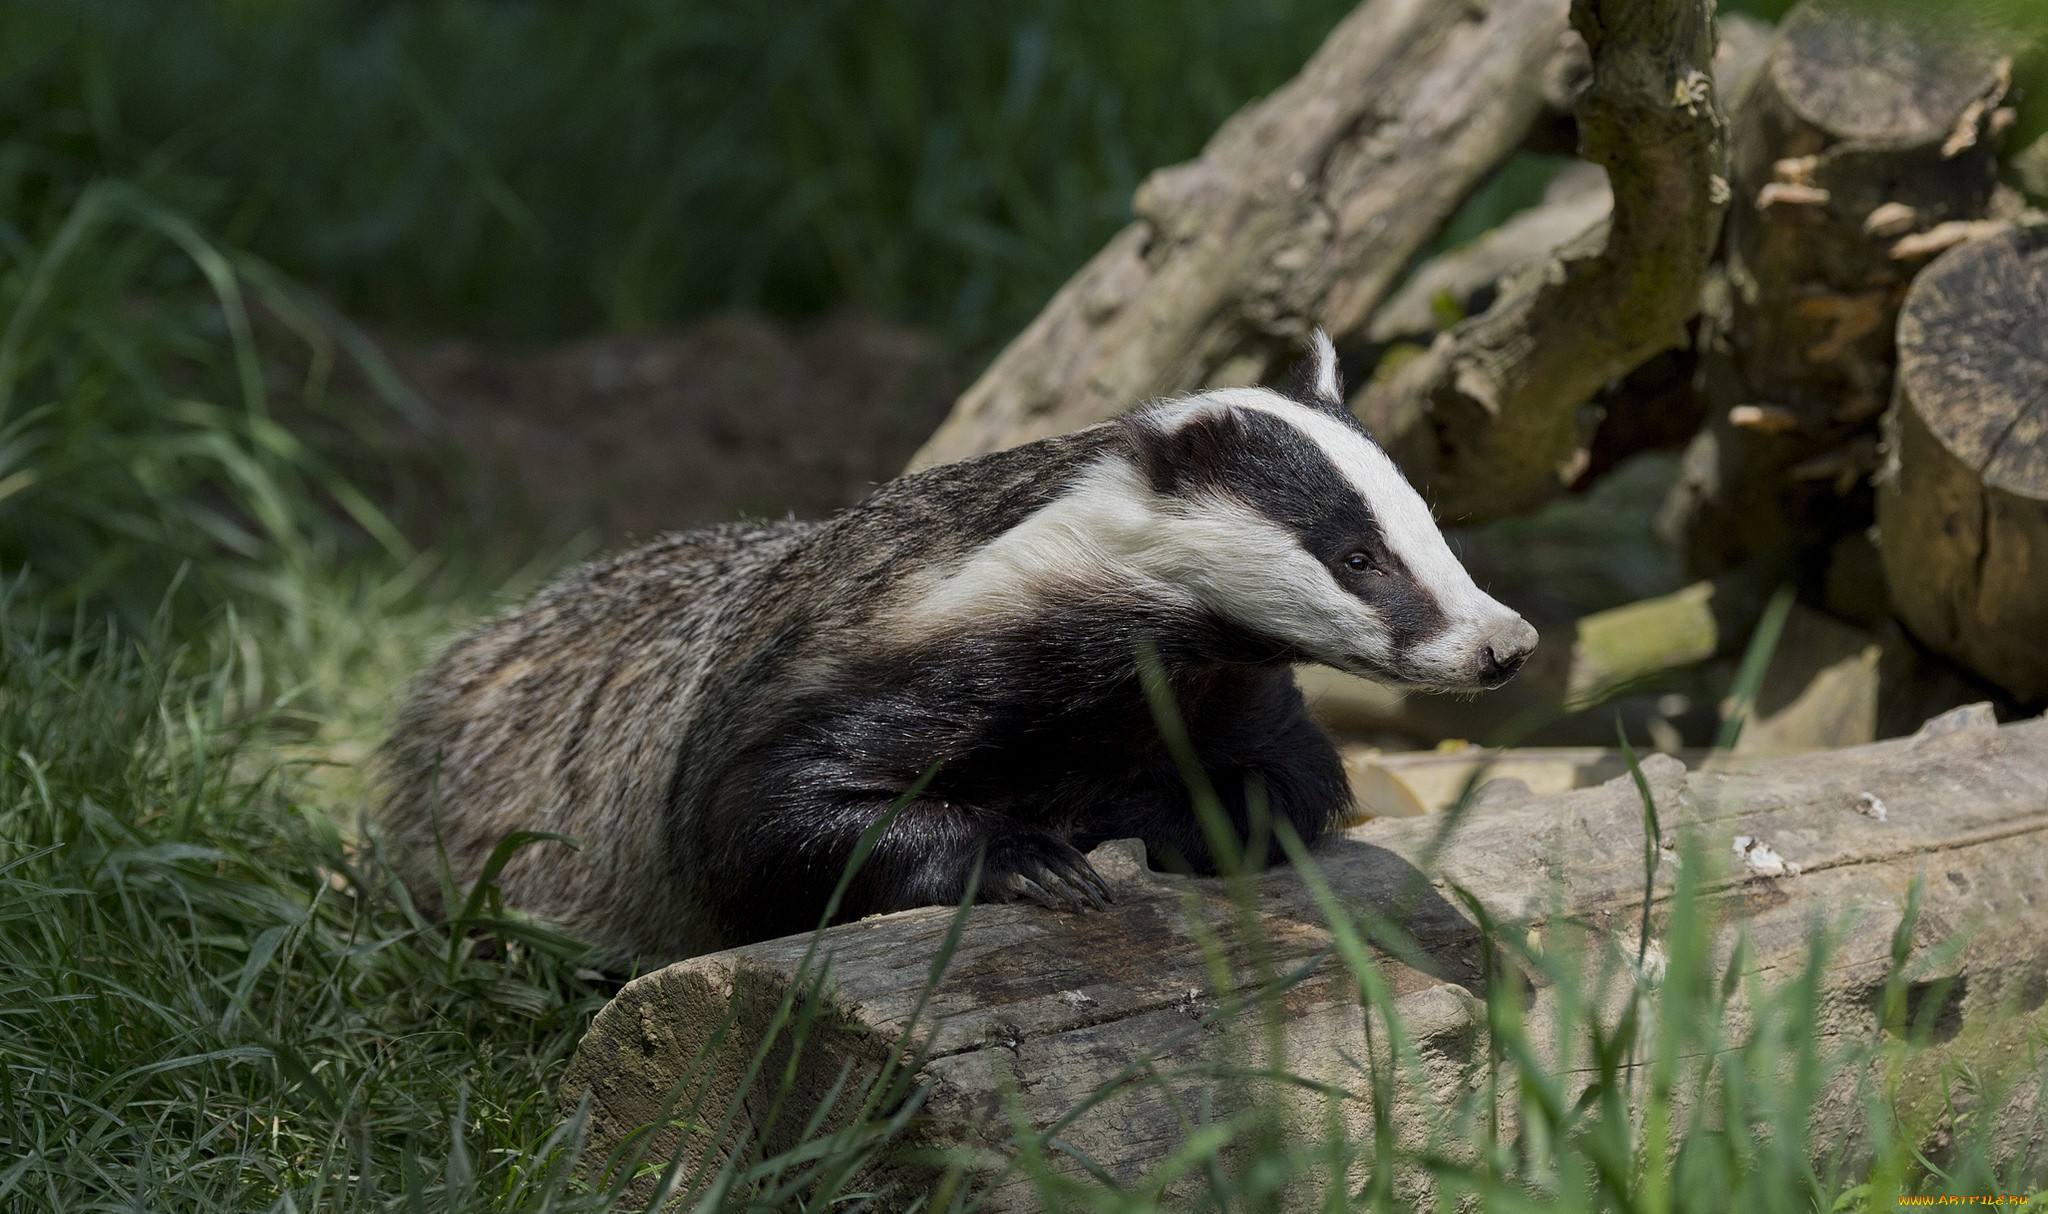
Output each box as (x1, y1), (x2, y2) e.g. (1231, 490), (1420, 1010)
(1474, 617), (1538, 686)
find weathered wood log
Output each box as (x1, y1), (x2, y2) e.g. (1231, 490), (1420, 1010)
(1877, 226), (2048, 705)
(1308, 583), (1996, 754)
(1562, 573), (1765, 709)
(1351, 0), (1726, 522)
(562, 714), (2048, 1209)
(2015, 130), (2048, 204)
(907, 0), (1571, 470)
(1659, 0), (2011, 577)
(1362, 163), (1613, 355)
(1522, 9), (1768, 158)
(1363, 13), (1769, 497)
(1294, 572), (1761, 751)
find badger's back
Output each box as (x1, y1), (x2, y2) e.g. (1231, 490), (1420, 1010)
(376, 520), (820, 958)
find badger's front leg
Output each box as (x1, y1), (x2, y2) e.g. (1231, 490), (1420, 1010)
(713, 749), (1112, 946)
(1079, 671), (1351, 875)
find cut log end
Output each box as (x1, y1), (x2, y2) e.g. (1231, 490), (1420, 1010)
(1772, 0), (2008, 147)
(1880, 226), (2048, 704)
(1661, 0), (2010, 578)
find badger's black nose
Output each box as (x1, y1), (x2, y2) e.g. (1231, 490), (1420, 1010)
(1478, 619), (1538, 682)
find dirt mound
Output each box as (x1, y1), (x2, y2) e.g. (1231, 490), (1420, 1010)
(394, 310), (964, 546)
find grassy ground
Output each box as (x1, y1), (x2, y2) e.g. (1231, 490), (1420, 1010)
(2, 227), (2042, 1205)
(0, 591), (616, 1208)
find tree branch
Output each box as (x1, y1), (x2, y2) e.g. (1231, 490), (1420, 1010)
(1356, 0), (1727, 523)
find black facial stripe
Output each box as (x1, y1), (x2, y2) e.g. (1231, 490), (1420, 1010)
(1374, 578), (1450, 657)
(1137, 405), (1449, 654)
(1138, 407), (1363, 533)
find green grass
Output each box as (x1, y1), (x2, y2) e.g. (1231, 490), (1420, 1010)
(0, 174), (442, 634)
(3, 170), (2044, 1214)
(0, 595), (610, 1208)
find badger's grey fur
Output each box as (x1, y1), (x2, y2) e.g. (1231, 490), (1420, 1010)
(377, 335), (1536, 963)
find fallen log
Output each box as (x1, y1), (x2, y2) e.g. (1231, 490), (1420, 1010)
(1730, 607), (1998, 753)
(1658, 0), (2011, 577)
(907, 0), (1571, 470)
(1353, 0), (1727, 522)
(1293, 572), (1762, 752)
(562, 713), (2048, 1209)
(1562, 573), (1765, 709)
(1877, 226), (2048, 705)
(1305, 583), (1995, 756)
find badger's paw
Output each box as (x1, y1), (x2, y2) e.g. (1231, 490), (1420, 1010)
(987, 832), (1114, 913)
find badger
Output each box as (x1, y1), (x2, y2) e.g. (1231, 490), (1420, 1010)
(376, 334), (1536, 963)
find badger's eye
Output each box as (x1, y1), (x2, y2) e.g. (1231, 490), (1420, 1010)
(1343, 552), (1378, 574)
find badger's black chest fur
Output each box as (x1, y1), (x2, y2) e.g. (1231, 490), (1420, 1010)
(709, 607), (1348, 947)
(377, 337), (1533, 963)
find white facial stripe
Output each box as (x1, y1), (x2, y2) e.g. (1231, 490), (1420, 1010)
(890, 391), (1528, 686)
(888, 458), (1192, 631)
(887, 458), (1392, 664)
(1192, 388), (1507, 627)
(1173, 492), (1394, 664)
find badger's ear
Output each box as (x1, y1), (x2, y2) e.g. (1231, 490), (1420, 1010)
(1278, 329), (1346, 413)
(1134, 399), (1245, 496)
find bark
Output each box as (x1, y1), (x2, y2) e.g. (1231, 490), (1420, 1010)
(1305, 578), (1994, 754)
(908, 0), (1571, 470)
(563, 715), (2048, 1210)
(1733, 606), (1999, 753)
(1294, 572), (1764, 751)
(1877, 225), (2048, 704)
(1362, 162), (1613, 353)
(1353, 0), (1727, 522)
(1365, 13), (1770, 494)
(1562, 574), (1763, 709)
(1659, 0), (2011, 576)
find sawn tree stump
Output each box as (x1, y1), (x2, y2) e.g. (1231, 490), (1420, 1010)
(1878, 226), (2048, 705)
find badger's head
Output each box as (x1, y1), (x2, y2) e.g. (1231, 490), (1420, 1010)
(1114, 333), (1536, 691)
(899, 333), (1534, 690)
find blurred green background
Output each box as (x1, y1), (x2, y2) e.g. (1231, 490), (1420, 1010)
(0, 0), (1375, 629)
(3, 0), (1360, 349)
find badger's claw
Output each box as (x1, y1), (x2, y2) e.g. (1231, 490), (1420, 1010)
(1058, 857), (1116, 911)
(1009, 874), (1061, 909)
(993, 835), (1115, 913)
